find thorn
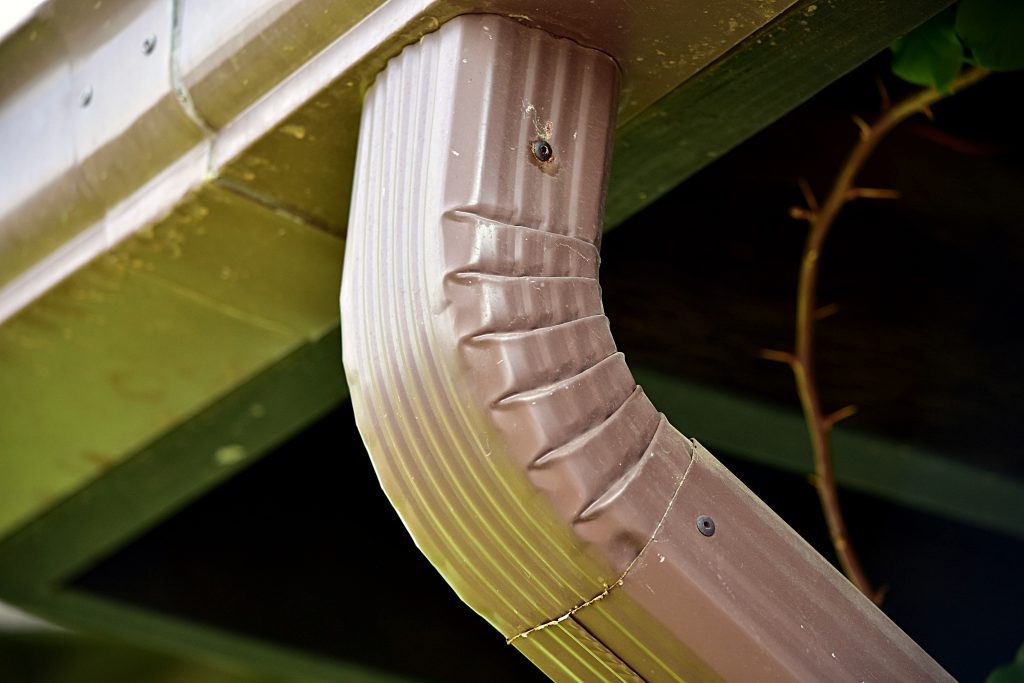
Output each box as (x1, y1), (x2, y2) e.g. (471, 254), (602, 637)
(822, 405), (858, 431)
(851, 114), (872, 141)
(872, 584), (890, 606)
(814, 302), (840, 320)
(846, 187), (901, 201)
(798, 178), (819, 211)
(759, 349), (796, 365)
(920, 104), (935, 121)
(806, 472), (820, 489)
(788, 205), (817, 222)
(905, 122), (1008, 157)
(874, 75), (891, 113)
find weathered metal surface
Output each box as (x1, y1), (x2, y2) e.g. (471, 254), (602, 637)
(341, 15), (952, 681)
(175, 0), (387, 130)
(0, 0), (203, 290)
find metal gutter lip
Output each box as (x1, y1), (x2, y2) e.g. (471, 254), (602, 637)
(0, 0), (46, 43)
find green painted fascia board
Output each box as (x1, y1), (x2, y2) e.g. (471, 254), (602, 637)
(605, 0), (955, 229)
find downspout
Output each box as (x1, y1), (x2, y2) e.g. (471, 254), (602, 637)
(340, 14), (952, 682)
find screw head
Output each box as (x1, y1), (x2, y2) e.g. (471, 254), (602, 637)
(696, 515), (716, 537)
(79, 86), (93, 107)
(531, 139), (553, 163)
(142, 35), (157, 54)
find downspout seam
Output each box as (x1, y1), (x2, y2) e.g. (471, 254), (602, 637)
(507, 438), (701, 644)
(169, 0), (215, 159)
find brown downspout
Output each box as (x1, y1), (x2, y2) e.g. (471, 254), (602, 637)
(340, 15), (952, 682)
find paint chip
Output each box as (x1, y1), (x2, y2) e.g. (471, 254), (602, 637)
(215, 444), (247, 466)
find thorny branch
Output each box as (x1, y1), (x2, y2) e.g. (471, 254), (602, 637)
(764, 66), (989, 603)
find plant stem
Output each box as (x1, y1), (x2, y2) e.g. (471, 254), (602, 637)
(789, 67), (988, 603)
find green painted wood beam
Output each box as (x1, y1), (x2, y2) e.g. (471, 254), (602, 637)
(0, 330), (347, 592)
(0, 332), (362, 681)
(0, 630), (284, 683)
(605, 0), (955, 229)
(634, 367), (1024, 541)
(6, 328), (1016, 602)
(0, 185), (344, 542)
(4, 347), (1019, 678)
(6, 593), (412, 683)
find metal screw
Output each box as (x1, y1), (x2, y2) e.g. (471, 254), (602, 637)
(142, 34), (157, 55)
(696, 515), (716, 537)
(531, 139), (553, 162)
(79, 86), (93, 108)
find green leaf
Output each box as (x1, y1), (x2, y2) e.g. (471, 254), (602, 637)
(891, 8), (965, 90)
(987, 664), (1024, 683)
(956, 0), (1024, 71)
(986, 644), (1024, 683)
